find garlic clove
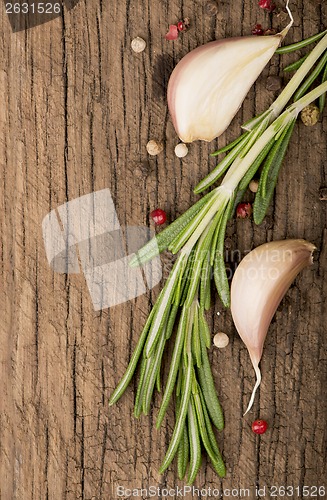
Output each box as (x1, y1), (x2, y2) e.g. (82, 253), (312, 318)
(167, 2), (293, 143)
(230, 239), (315, 415)
(168, 35), (284, 143)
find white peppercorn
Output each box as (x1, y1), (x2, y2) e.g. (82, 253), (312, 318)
(213, 332), (229, 348)
(249, 179), (259, 193)
(131, 37), (146, 53)
(174, 143), (188, 158)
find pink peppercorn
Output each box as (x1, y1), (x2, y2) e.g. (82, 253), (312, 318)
(150, 208), (167, 225)
(258, 0), (276, 12)
(165, 25), (179, 41)
(252, 24), (264, 36)
(236, 202), (253, 219)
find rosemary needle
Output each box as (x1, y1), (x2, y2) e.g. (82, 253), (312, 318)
(276, 29), (327, 54)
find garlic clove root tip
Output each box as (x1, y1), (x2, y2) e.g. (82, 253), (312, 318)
(243, 364), (262, 416)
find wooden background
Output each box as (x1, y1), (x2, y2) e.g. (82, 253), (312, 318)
(0, 0), (326, 499)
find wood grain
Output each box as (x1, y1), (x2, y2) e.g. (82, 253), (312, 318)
(0, 1), (326, 499)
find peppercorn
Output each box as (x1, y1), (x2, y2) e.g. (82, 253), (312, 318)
(252, 24), (264, 36)
(174, 143), (189, 158)
(249, 179), (259, 193)
(150, 208), (167, 225)
(252, 419), (268, 434)
(146, 140), (164, 156)
(177, 18), (190, 32)
(258, 0), (276, 12)
(236, 202), (253, 219)
(131, 37), (146, 53)
(300, 104), (320, 126)
(213, 332), (230, 348)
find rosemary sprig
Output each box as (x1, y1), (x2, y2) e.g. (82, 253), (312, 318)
(109, 80), (327, 481)
(109, 32), (327, 483)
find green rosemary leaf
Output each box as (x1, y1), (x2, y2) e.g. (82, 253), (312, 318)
(169, 192), (218, 253)
(156, 306), (188, 428)
(238, 136), (276, 191)
(180, 252), (196, 306)
(198, 307), (211, 348)
(133, 355), (149, 418)
(212, 199), (233, 309)
(192, 305), (202, 368)
(261, 119), (296, 199)
(177, 413), (189, 480)
(187, 399), (202, 485)
(156, 366), (161, 393)
(109, 305), (156, 406)
(194, 133), (250, 194)
(210, 214), (222, 267)
(193, 391), (226, 477)
(197, 335), (224, 431)
(184, 211), (221, 308)
(165, 303), (179, 340)
(159, 354), (193, 473)
(210, 131), (249, 156)
(293, 50), (327, 101)
(142, 331), (167, 415)
(176, 364), (183, 397)
(276, 29), (327, 54)
(284, 54), (308, 73)
(198, 386), (220, 456)
(145, 254), (186, 358)
(319, 59), (327, 112)
(254, 119), (296, 225)
(200, 253), (211, 310)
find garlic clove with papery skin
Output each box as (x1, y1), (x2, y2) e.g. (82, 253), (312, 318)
(230, 239), (316, 415)
(168, 36), (282, 143)
(167, 6), (293, 143)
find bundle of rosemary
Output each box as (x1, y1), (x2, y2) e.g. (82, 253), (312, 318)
(109, 31), (327, 482)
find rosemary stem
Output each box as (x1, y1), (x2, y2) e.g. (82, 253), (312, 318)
(290, 80), (327, 112)
(243, 33), (327, 131)
(271, 33), (327, 117)
(223, 80), (327, 192)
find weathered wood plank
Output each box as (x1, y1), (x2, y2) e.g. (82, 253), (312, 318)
(0, 1), (326, 499)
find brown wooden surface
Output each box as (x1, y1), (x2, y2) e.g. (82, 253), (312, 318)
(0, 1), (326, 499)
